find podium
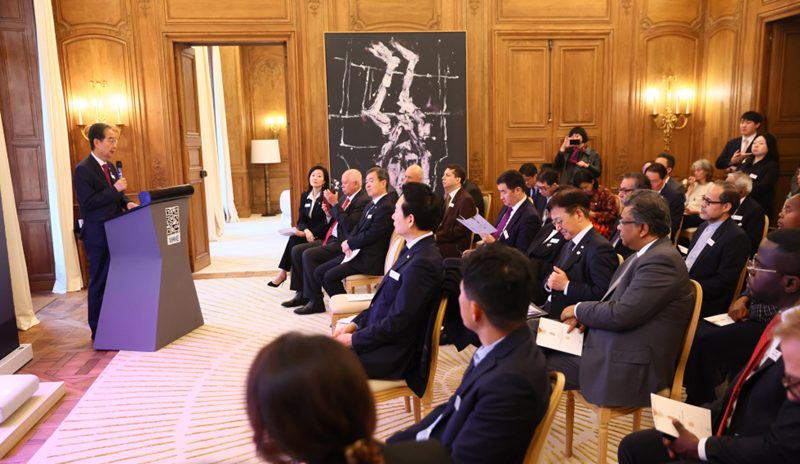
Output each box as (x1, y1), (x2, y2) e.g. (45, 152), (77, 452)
(93, 185), (204, 351)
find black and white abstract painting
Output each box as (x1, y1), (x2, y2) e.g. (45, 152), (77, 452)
(325, 32), (467, 195)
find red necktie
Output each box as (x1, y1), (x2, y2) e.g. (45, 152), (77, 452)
(716, 312), (782, 436)
(492, 207), (513, 240)
(102, 164), (113, 186)
(323, 198), (350, 245)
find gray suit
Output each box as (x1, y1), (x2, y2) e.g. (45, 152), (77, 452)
(548, 236), (694, 408)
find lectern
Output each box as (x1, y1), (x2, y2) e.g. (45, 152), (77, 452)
(93, 185), (204, 351)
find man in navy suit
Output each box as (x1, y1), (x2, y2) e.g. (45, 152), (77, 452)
(655, 153), (683, 193)
(543, 187), (618, 320)
(646, 163), (684, 241)
(536, 169), (560, 225)
(73, 123), (136, 340)
(715, 111), (762, 172)
(387, 243), (551, 464)
(610, 173), (651, 259)
(332, 182), (444, 379)
(477, 170), (541, 253)
(520, 163), (546, 217)
(618, 229), (800, 464)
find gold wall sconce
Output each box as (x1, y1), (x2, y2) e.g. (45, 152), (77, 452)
(75, 80), (126, 141)
(648, 76), (693, 153)
(265, 116), (285, 139)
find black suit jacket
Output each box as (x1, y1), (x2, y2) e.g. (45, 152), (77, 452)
(732, 195), (766, 257)
(346, 191), (399, 276)
(687, 218), (750, 318)
(526, 186), (547, 217)
(525, 223), (567, 306)
(544, 227), (618, 320)
(494, 199), (541, 253)
(703, 342), (800, 463)
(660, 184), (685, 239)
(388, 326), (551, 464)
(609, 215), (635, 260)
(736, 158), (781, 220)
(462, 179), (485, 218)
(666, 177), (683, 194)
(352, 235), (444, 380)
(73, 154), (132, 247)
(297, 191), (329, 239)
(329, 188), (370, 239)
(554, 147), (602, 186)
(716, 136), (754, 170)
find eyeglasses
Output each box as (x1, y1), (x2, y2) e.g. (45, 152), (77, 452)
(783, 375), (800, 398)
(106, 138), (119, 145)
(618, 188), (635, 194)
(619, 220), (638, 226)
(701, 196), (723, 205)
(746, 256), (779, 274)
(552, 214), (573, 228)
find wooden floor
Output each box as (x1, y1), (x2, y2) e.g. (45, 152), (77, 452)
(3, 290), (118, 464)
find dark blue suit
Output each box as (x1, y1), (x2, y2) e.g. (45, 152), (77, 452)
(73, 154), (131, 338)
(352, 235), (444, 380)
(526, 186), (547, 217)
(715, 136), (754, 170)
(732, 195), (766, 257)
(660, 184), (685, 240)
(388, 325), (551, 464)
(494, 199), (541, 253)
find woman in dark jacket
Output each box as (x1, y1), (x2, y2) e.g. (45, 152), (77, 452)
(554, 126), (602, 186)
(736, 133), (780, 221)
(270, 165), (330, 287)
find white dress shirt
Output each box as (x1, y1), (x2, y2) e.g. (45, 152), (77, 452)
(405, 231), (433, 250)
(685, 219), (723, 271)
(499, 197), (527, 235)
(328, 188), (362, 238)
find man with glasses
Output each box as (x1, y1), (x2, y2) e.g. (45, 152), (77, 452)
(611, 173), (651, 259)
(73, 123), (136, 341)
(684, 181), (750, 318)
(618, 228), (800, 464)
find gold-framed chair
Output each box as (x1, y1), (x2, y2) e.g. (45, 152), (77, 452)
(617, 254), (624, 265)
(343, 232), (405, 294)
(731, 264), (747, 307)
(762, 214), (769, 240)
(522, 372), (566, 464)
(679, 224), (698, 243)
(368, 296), (449, 423)
(482, 192), (492, 220)
(673, 216), (684, 247)
(564, 280), (704, 463)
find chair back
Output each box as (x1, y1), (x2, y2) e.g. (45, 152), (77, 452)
(617, 254), (624, 265)
(668, 280), (703, 401)
(421, 296), (449, 405)
(614, 195), (622, 215)
(673, 216), (684, 246)
(482, 192), (492, 219)
(762, 214), (769, 240)
(384, 232), (406, 275)
(731, 264), (748, 306)
(523, 372), (566, 464)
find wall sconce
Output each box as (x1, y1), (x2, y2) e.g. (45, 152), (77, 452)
(265, 116), (285, 139)
(75, 80), (126, 141)
(648, 75), (692, 153)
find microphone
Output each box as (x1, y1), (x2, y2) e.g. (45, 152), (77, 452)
(115, 161), (123, 178)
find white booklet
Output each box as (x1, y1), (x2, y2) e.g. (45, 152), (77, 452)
(650, 394), (713, 439)
(341, 248), (360, 264)
(536, 317), (583, 356)
(456, 214), (498, 235)
(337, 315), (357, 325)
(704, 313), (736, 327)
(345, 294), (374, 302)
(528, 303), (547, 318)
(278, 227), (299, 237)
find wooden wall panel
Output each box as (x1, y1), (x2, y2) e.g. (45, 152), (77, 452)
(497, 0), (610, 22)
(507, 46), (548, 127)
(164, 0), (291, 23)
(219, 46), (252, 217)
(56, 0), (126, 30)
(554, 41), (604, 128)
(701, 28), (737, 162)
(644, 0), (702, 25)
(350, 0), (441, 30)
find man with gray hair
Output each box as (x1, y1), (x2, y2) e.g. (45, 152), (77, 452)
(727, 171), (767, 257)
(546, 190), (695, 408)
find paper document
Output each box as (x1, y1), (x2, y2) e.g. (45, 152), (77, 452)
(278, 227), (299, 237)
(345, 294), (374, 302)
(528, 303), (547, 318)
(704, 313), (736, 327)
(337, 315), (357, 325)
(650, 394), (713, 439)
(456, 214), (498, 235)
(341, 249), (360, 264)
(536, 318), (583, 356)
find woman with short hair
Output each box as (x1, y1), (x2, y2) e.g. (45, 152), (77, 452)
(554, 126), (602, 186)
(683, 159), (714, 228)
(736, 133), (781, 220)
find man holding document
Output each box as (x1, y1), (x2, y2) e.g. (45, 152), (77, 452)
(476, 170), (541, 253)
(618, 228), (800, 464)
(544, 190), (694, 408)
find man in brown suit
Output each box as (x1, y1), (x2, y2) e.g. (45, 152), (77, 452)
(434, 164), (477, 259)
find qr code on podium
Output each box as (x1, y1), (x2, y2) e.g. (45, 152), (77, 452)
(166, 206), (181, 245)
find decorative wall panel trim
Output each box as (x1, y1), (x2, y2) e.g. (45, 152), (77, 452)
(163, 0), (292, 24)
(496, 0), (611, 23)
(349, 0), (442, 31)
(54, 0), (129, 36)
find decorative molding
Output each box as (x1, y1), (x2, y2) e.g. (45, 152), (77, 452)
(54, 21), (69, 38)
(152, 159), (168, 189)
(250, 57), (284, 90)
(469, 0), (480, 15)
(614, 149), (629, 182)
(115, 16), (133, 39)
(138, 0), (151, 17)
(640, 13), (704, 35)
(469, 153), (483, 186)
(350, 14), (364, 31)
(622, 0), (632, 16)
(308, 0), (321, 17)
(349, 0), (440, 31)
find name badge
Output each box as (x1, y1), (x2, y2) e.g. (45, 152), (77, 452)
(455, 395), (461, 411)
(305, 202), (312, 207)
(707, 238), (715, 247)
(549, 238), (560, 244)
(749, 173), (758, 179)
(768, 348), (782, 362)
(389, 270), (401, 281)
(367, 214), (373, 219)
(449, 202), (455, 208)
(110, 172), (116, 179)
(503, 229), (509, 239)
(732, 215), (743, 221)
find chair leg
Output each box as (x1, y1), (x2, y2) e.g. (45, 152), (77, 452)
(632, 408), (642, 432)
(565, 391), (574, 457)
(597, 408), (611, 464)
(403, 396), (410, 413)
(412, 396), (421, 424)
(346, 282), (354, 294)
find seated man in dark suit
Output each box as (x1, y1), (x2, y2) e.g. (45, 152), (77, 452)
(295, 167), (398, 315)
(726, 172), (767, 257)
(435, 164), (477, 259)
(387, 243), (551, 464)
(536, 168), (560, 225)
(715, 111), (762, 172)
(542, 187), (618, 320)
(332, 182), (444, 379)
(611, 173), (651, 260)
(618, 228), (800, 464)
(520, 162), (546, 217)
(547, 190), (695, 407)
(655, 153), (683, 193)
(282, 169), (369, 308)
(477, 170), (541, 253)
(646, 163), (684, 241)
(526, 222), (566, 306)
(73, 123), (136, 340)
(684, 181), (750, 318)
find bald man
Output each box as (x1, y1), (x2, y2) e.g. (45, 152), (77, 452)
(404, 165), (423, 184)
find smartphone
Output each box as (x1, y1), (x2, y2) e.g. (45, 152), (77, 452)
(569, 138), (581, 146)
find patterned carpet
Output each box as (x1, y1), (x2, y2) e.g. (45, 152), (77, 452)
(29, 277), (654, 464)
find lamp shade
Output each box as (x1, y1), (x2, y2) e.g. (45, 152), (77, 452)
(251, 139), (281, 164)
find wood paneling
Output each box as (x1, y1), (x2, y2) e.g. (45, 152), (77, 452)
(0, 0), (55, 290)
(701, 28), (737, 162)
(644, 0), (702, 25)
(350, 0), (442, 30)
(55, 0), (127, 31)
(497, 0), (611, 22)
(219, 46), (252, 217)
(164, 0), (291, 23)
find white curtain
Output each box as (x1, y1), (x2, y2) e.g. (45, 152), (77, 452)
(211, 46), (239, 223)
(33, 0), (83, 294)
(194, 46), (225, 240)
(0, 112), (39, 330)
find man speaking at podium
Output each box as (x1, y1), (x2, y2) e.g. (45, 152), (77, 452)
(73, 123), (137, 340)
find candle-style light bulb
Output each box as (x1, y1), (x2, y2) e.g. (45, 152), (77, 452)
(92, 99), (98, 121)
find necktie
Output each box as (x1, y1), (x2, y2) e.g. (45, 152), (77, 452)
(556, 241), (577, 269)
(492, 208), (513, 240)
(102, 164), (113, 187)
(601, 254), (638, 301)
(323, 198), (350, 245)
(741, 137), (749, 154)
(716, 312), (782, 436)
